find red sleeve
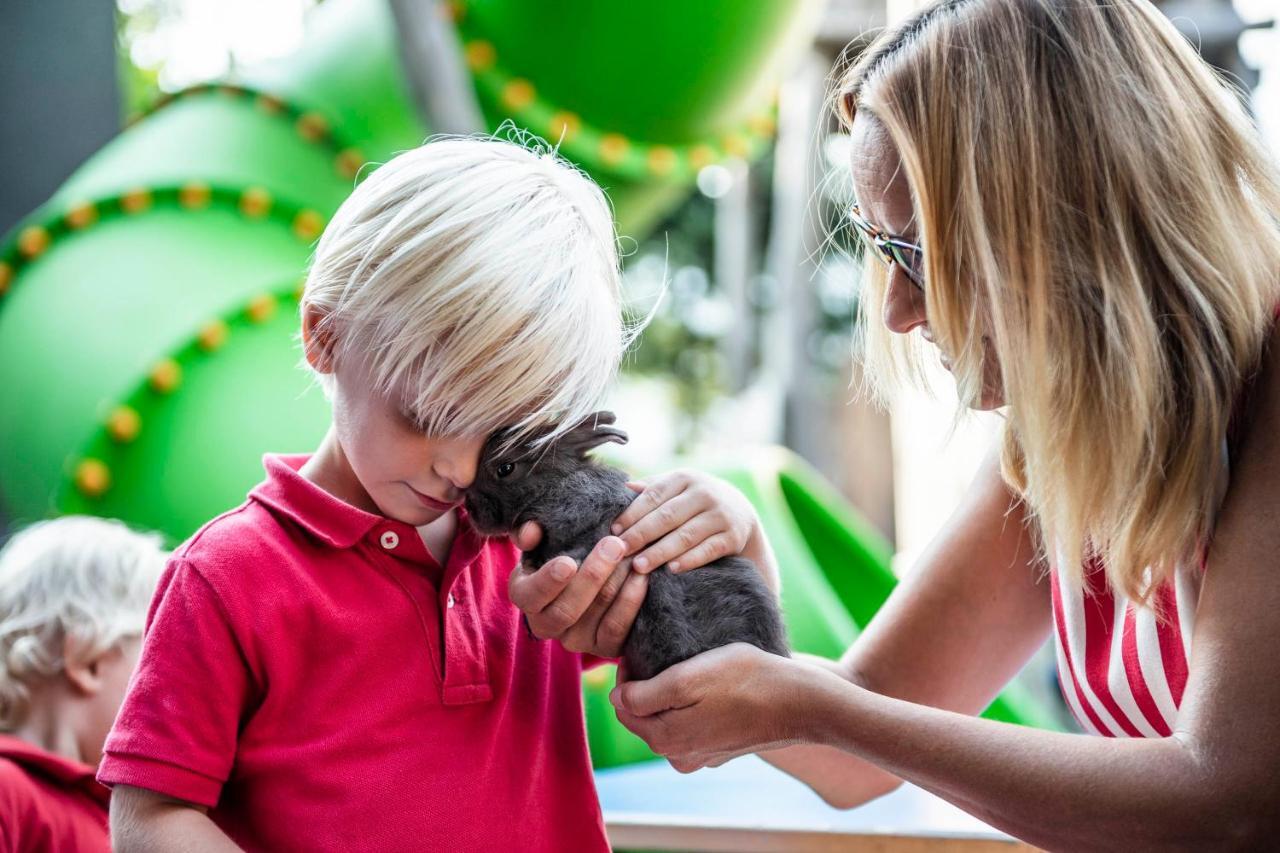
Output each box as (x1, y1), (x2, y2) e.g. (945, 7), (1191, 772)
(96, 557), (256, 808)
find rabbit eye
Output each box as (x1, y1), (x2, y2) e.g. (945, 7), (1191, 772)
(495, 462), (516, 479)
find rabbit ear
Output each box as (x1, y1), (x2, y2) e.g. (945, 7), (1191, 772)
(561, 411), (628, 457)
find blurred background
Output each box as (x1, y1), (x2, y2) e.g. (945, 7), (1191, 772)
(0, 0), (1276, 763)
(4, 0), (1271, 551)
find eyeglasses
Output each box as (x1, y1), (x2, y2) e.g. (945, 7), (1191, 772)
(848, 202), (925, 289)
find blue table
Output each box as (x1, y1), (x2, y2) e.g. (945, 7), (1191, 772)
(596, 756), (1029, 851)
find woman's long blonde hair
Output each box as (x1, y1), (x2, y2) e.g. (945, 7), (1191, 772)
(838, 0), (1280, 602)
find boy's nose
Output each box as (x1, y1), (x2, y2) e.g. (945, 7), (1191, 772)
(435, 434), (485, 493)
(882, 266), (928, 335)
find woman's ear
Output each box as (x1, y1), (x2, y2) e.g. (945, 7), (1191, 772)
(301, 303), (338, 374)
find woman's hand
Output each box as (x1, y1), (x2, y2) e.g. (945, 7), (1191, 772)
(507, 530), (648, 658)
(610, 644), (836, 773)
(612, 470), (761, 574)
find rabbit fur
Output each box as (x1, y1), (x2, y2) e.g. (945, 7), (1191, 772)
(465, 411), (789, 680)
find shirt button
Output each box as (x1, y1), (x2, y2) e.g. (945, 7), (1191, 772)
(380, 530), (399, 550)
(447, 593), (456, 609)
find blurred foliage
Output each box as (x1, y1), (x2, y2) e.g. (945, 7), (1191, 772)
(115, 2), (171, 120)
(621, 137), (870, 448)
(622, 149), (782, 449)
(623, 190), (723, 435)
(115, 0), (318, 121)
(811, 182), (863, 379)
(117, 48), (162, 121)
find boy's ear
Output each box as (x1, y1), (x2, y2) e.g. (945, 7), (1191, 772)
(562, 411), (628, 457)
(61, 635), (106, 697)
(301, 303), (338, 374)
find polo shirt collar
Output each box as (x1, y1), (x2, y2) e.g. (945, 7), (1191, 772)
(249, 456), (488, 572)
(251, 454), (392, 549)
(0, 734), (108, 806)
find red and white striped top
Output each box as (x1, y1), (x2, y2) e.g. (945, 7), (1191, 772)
(1049, 450), (1229, 738)
(1050, 556), (1200, 737)
(1051, 305), (1277, 737)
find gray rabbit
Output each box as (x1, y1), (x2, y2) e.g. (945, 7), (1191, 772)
(465, 411), (789, 680)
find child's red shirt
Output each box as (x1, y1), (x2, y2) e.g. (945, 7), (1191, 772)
(98, 454), (608, 852)
(0, 735), (109, 852)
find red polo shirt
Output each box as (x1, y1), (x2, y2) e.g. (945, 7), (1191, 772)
(98, 454), (607, 852)
(0, 735), (109, 852)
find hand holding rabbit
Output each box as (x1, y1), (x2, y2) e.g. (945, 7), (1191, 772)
(512, 468), (779, 659)
(507, 532), (647, 658)
(611, 470), (775, 582)
(466, 412), (788, 680)
(608, 643), (839, 774)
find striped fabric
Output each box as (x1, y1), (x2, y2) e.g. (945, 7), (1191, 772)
(1048, 445), (1230, 738)
(1049, 556), (1200, 737)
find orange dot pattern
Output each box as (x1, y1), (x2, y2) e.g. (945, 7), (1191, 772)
(197, 320), (230, 352)
(74, 459), (111, 498)
(239, 187), (272, 219)
(106, 406), (142, 444)
(149, 359), (182, 394)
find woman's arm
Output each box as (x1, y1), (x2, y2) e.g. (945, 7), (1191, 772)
(614, 333), (1280, 848)
(110, 784), (243, 852)
(814, 332), (1280, 845)
(760, 444), (1051, 808)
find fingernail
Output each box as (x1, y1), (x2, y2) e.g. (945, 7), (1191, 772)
(611, 523), (622, 535)
(669, 561), (680, 572)
(609, 688), (621, 707)
(551, 560), (573, 581)
(601, 538), (624, 561)
(633, 556), (648, 572)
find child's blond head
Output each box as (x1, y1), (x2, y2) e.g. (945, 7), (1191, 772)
(302, 135), (635, 448)
(0, 516), (166, 730)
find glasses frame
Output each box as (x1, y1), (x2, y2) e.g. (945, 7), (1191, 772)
(848, 202), (925, 290)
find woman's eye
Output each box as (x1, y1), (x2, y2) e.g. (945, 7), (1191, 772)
(496, 462), (516, 479)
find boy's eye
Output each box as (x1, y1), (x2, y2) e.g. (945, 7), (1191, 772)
(495, 462), (516, 479)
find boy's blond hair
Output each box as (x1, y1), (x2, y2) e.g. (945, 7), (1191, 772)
(302, 135), (639, 449)
(0, 516), (166, 730)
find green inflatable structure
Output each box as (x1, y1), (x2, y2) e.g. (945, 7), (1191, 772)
(0, 0), (1057, 769)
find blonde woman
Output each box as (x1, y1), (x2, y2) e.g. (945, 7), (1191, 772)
(603, 0), (1280, 846)
(0, 516), (165, 851)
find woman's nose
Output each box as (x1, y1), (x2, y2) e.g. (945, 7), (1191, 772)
(882, 266), (927, 334)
